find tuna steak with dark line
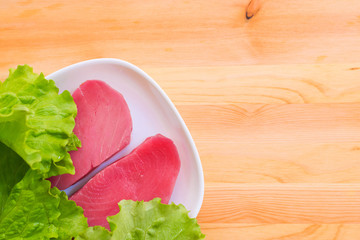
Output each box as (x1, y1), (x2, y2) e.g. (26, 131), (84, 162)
(70, 134), (181, 229)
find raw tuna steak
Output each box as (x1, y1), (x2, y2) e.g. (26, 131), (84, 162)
(50, 80), (132, 190)
(70, 134), (181, 229)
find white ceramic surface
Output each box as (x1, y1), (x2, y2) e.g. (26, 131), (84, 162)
(46, 58), (204, 217)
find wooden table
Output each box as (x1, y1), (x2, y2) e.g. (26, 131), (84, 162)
(1, 0), (360, 238)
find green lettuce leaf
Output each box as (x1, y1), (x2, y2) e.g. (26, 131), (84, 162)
(0, 171), (60, 239)
(108, 198), (205, 240)
(0, 171), (88, 240)
(75, 226), (112, 240)
(0, 142), (29, 215)
(75, 199), (205, 240)
(54, 189), (88, 239)
(0, 65), (78, 177)
(0, 65), (88, 239)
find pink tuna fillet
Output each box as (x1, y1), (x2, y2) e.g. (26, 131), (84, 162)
(70, 134), (181, 229)
(50, 80), (132, 190)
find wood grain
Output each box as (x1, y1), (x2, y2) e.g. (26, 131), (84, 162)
(199, 183), (360, 224)
(144, 64), (360, 105)
(1, 0), (360, 73)
(1, 0), (360, 239)
(179, 103), (360, 184)
(201, 224), (360, 240)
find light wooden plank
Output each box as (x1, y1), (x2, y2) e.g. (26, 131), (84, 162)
(178, 103), (360, 183)
(200, 223), (360, 240)
(1, 0), (360, 73)
(4, 64), (360, 104)
(198, 183), (360, 224)
(144, 64), (360, 105)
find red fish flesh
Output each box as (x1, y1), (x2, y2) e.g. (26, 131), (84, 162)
(50, 80), (132, 190)
(70, 134), (181, 229)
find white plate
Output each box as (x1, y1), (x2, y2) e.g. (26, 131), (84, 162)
(46, 58), (204, 218)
